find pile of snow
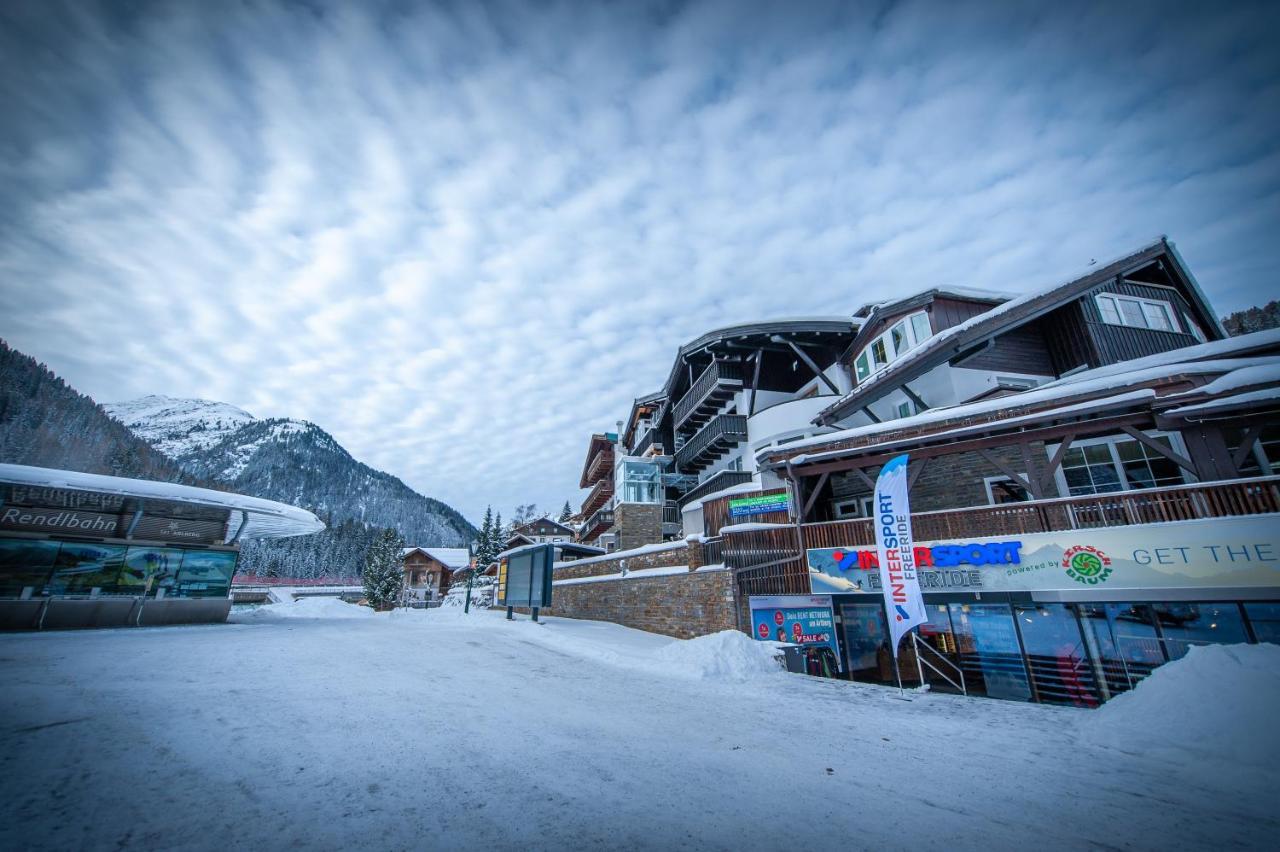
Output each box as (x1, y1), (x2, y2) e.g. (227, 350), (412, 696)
(1083, 643), (1280, 768)
(650, 629), (785, 681)
(230, 596), (373, 622)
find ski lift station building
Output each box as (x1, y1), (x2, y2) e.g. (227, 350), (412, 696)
(0, 463), (324, 630)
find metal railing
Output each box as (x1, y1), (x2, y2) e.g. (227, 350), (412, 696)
(634, 429), (664, 457)
(911, 632), (967, 695)
(579, 477), (614, 518)
(674, 360), (742, 430)
(578, 507), (615, 541)
(674, 413), (748, 471)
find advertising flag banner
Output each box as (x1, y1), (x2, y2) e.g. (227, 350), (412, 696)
(873, 454), (926, 657)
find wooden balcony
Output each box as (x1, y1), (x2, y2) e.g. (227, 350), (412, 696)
(578, 507), (615, 543)
(579, 477), (614, 519)
(673, 360), (742, 434)
(583, 444), (614, 486)
(674, 413), (748, 474)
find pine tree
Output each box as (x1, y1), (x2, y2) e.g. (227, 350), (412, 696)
(475, 506), (496, 566)
(362, 527), (405, 611)
(559, 500), (573, 522)
(491, 511), (505, 556)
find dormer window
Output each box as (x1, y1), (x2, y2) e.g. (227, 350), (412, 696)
(1095, 294), (1178, 333)
(853, 310), (933, 384)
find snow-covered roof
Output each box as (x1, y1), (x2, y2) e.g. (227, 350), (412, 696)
(816, 237), (1222, 423)
(680, 480), (769, 513)
(0, 463), (324, 540)
(761, 332), (1280, 468)
(402, 547), (470, 569)
(1162, 388), (1280, 419)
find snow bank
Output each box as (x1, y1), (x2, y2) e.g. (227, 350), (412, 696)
(229, 596), (373, 622)
(651, 630), (785, 681)
(1083, 643), (1280, 768)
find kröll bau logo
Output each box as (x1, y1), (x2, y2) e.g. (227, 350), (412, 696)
(1063, 545), (1112, 585)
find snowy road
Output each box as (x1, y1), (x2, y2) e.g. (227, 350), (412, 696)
(0, 604), (1275, 851)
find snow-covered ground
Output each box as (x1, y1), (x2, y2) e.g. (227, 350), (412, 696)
(1, 601), (1275, 850)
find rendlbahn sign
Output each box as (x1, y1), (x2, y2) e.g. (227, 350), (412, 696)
(805, 515), (1280, 596)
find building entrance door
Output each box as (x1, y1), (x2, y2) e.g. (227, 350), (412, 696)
(839, 602), (893, 684)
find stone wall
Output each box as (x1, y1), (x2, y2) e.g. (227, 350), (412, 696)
(505, 537), (741, 639)
(548, 568), (737, 639)
(614, 502), (662, 551)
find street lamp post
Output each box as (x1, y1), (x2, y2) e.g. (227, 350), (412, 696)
(464, 540), (478, 614)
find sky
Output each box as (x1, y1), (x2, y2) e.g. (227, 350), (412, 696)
(1, 0), (1278, 524)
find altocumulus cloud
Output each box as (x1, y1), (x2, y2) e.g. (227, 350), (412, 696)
(1, 0), (1278, 522)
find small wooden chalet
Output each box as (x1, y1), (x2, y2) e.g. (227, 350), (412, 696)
(401, 547), (470, 600)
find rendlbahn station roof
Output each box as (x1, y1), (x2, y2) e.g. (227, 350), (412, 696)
(0, 464), (325, 546)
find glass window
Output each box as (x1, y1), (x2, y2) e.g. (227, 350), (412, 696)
(1244, 602), (1280, 644)
(1116, 437), (1184, 489)
(47, 543), (127, 595)
(910, 313), (931, 345)
(1154, 602), (1248, 659)
(895, 401), (913, 419)
(1061, 445), (1123, 495)
(948, 603), (1033, 701)
(1015, 604), (1098, 707)
(1119, 299), (1146, 327)
(890, 321), (909, 357)
(985, 476), (1030, 504)
(840, 603), (891, 684)
(1141, 301), (1174, 331)
(1231, 427), (1279, 476)
(1097, 295), (1121, 325)
(870, 338), (888, 367)
(174, 550), (237, 598)
(616, 458), (662, 504)
(0, 538), (60, 597)
(120, 546), (184, 596)
(854, 352), (870, 383)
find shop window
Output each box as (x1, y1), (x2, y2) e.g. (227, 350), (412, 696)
(1095, 293), (1178, 333)
(47, 543), (127, 596)
(946, 603), (1033, 701)
(1244, 602), (1280, 643)
(1153, 602), (1248, 659)
(1054, 434), (1190, 496)
(0, 538), (60, 597)
(120, 546), (184, 596)
(1076, 603), (1164, 694)
(1015, 604), (1098, 707)
(174, 550), (237, 598)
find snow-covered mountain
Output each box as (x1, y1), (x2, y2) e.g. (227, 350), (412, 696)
(105, 395), (476, 578)
(103, 395), (256, 459)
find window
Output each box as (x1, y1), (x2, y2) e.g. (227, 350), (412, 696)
(984, 476), (1030, 505)
(47, 543), (127, 595)
(0, 538), (60, 597)
(615, 458), (662, 504)
(120, 546), (184, 596)
(832, 496), (874, 520)
(851, 310), (934, 385)
(1094, 294), (1179, 333)
(1053, 434), (1191, 497)
(1231, 427), (1279, 476)
(894, 400), (915, 419)
(174, 550), (237, 598)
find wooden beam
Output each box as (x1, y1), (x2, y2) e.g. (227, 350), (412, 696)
(908, 456), (929, 489)
(775, 336), (840, 394)
(977, 448), (1038, 499)
(1119, 425), (1197, 473)
(848, 467), (877, 491)
(748, 349), (764, 417)
(801, 472), (830, 519)
(1040, 433), (1077, 495)
(861, 406), (881, 424)
(1018, 442), (1045, 500)
(901, 383), (929, 413)
(1231, 425), (1265, 473)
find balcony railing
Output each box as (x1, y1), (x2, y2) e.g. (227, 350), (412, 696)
(584, 445), (614, 486)
(662, 502), (680, 525)
(579, 477), (614, 519)
(674, 413), (748, 473)
(800, 476), (1280, 549)
(673, 360), (742, 433)
(677, 469), (754, 508)
(578, 507), (615, 542)
(633, 428), (664, 457)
